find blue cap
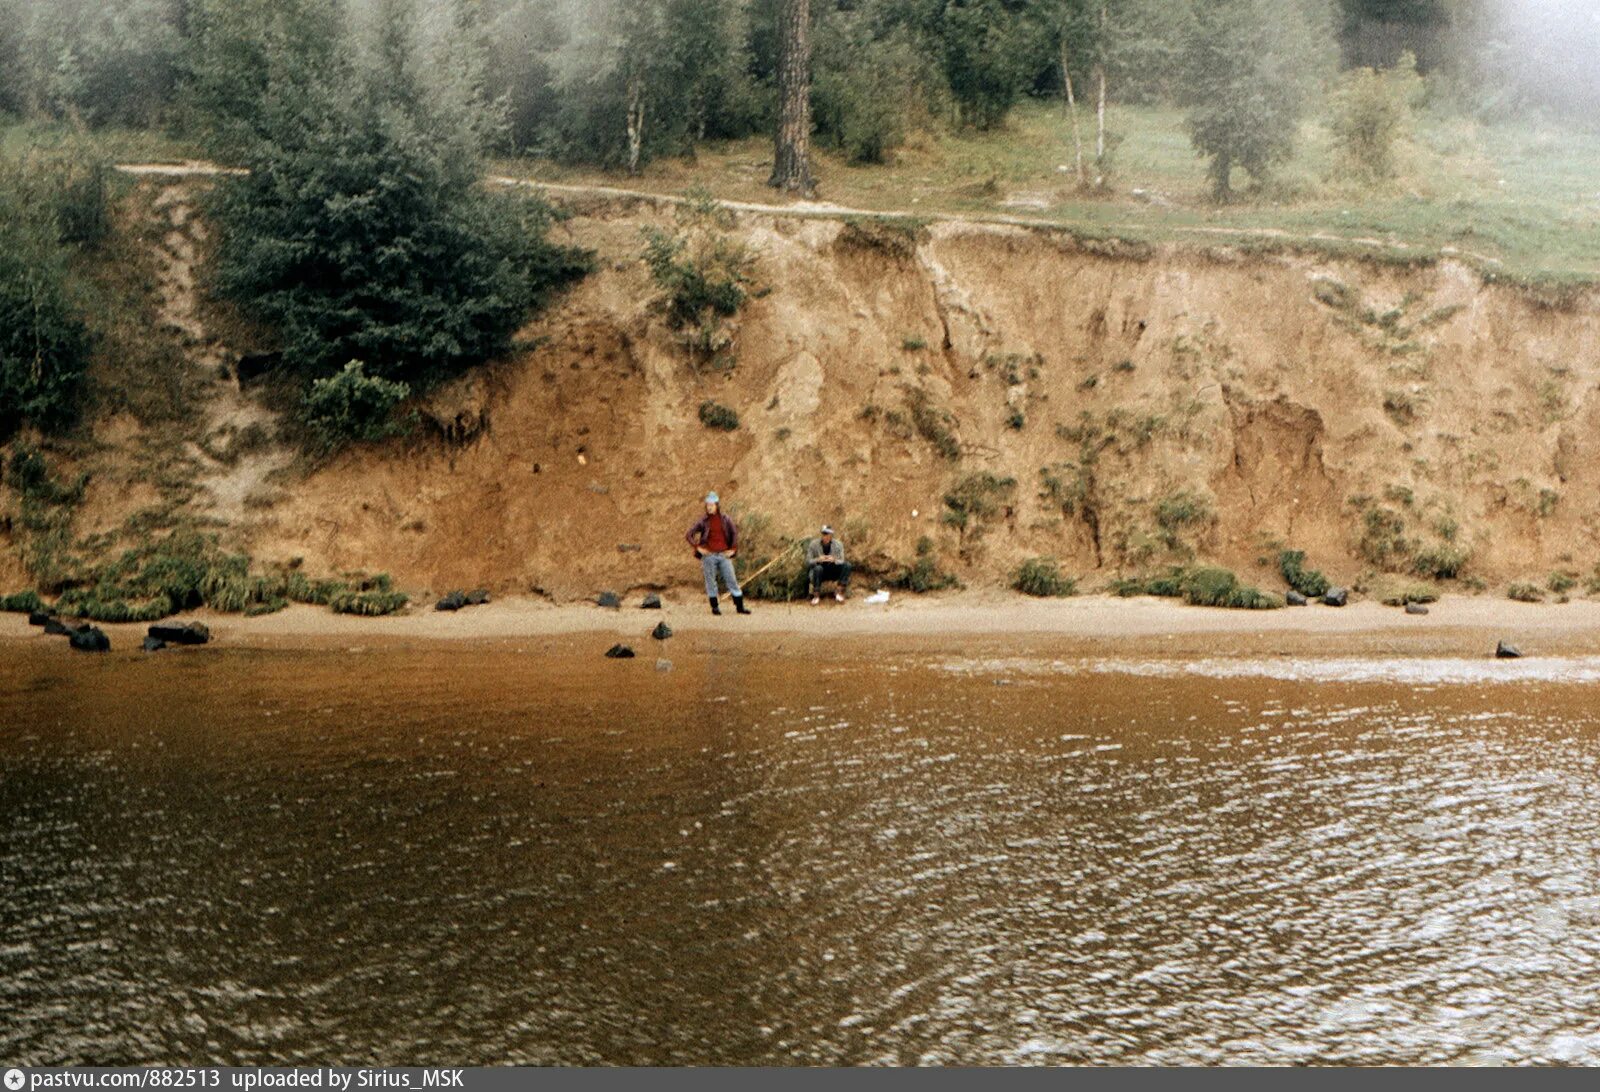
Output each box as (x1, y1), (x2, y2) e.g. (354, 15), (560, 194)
(705, 491), (720, 504)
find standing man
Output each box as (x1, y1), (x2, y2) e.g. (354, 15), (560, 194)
(806, 525), (851, 605)
(686, 491), (750, 616)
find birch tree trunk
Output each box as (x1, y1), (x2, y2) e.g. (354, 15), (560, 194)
(1094, 62), (1106, 184)
(768, 0), (814, 195)
(626, 69), (645, 176)
(1094, 0), (1107, 186)
(1062, 49), (1085, 187)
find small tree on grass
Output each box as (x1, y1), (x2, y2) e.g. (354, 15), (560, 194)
(1329, 51), (1424, 184)
(1182, 0), (1332, 201)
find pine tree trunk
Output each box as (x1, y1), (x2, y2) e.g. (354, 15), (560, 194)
(768, 0), (814, 196)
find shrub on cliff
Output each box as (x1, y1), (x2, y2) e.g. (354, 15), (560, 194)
(304, 361), (413, 446)
(1013, 556), (1077, 598)
(1180, 566), (1283, 610)
(642, 189), (756, 365)
(1277, 549), (1330, 598)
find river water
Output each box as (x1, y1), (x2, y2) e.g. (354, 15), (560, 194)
(4, 640), (1600, 1065)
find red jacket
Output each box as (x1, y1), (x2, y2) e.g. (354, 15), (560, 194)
(686, 513), (738, 552)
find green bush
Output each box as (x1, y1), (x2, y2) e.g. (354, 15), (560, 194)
(698, 401), (740, 431)
(1180, 566), (1283, 610)
(1411, 542), (1470, 579)
(304, 361), (412, 446)
(1328, 53), (1423, 183)
(1013, 557), (1076, 598)
(1155, 488), (1213, 548)
(642, 191), (755, 362)
(0, 590), (45, 613)
(1507, 583), (1544, 603)
(328, 573), (408, 616)
(1377, 582), (1438, 606)
(887, 536), (960, 593)
(1549, 571), (1579, 595)
(941, 473), (1016, 539)
(1278, 549), (1330, 598)
(907, 388), (961, 461)
(1106, 566), (1190, 598)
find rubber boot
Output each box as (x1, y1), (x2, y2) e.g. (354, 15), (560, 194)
(733, 595), (751, 615)
(709, 596), (721, 615)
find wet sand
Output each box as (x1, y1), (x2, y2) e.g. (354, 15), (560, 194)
(9, 591), (1600, 661)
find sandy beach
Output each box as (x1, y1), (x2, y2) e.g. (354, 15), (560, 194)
(13, 591), (1600, 660)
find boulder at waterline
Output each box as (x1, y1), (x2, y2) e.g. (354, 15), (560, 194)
(1405, 602), (1429, 615)
(641, 594), (663, 610)
(1496, 641), (1522, 659)
(69, 627), (111, 653)
(465, 589), (491, 605)
(604, 643), (635, 659)
(597, 592), (621, 609)
(148, 621), (210, 645)
(142, 636), (168, 652)
(651, 622), (672, 641)
(27, 610), (56, 627)
(1286, 590), (1308, 606)
(435, 591), (467, 612)
(1323, 588), (1349, 607)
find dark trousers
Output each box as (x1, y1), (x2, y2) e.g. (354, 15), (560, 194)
(809, 561), (851, 594)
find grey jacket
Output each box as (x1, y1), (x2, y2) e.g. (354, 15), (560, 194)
(805, 536), (846, 565)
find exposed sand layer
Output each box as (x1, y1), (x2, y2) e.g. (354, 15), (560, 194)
(12, 593), (1600, 661)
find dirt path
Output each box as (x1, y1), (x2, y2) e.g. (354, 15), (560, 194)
(144, 180), (294, 523)
(115, 162), (1494, 265)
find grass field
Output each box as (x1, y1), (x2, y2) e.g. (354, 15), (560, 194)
(5, 99), (1599, 284)
(501, 100), (1600, 284)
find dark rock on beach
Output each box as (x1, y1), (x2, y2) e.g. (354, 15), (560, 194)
(597, 591), (622, 609)
(1285, 590), (1308, 606)
(465, 588), (491, 605)
(142, 636), (168, 652)
(640, 593), (662, 610)
(435, 591), (467, 612)
(1323, 587), (1349, 607)
(1405, 602), (1429, 615)
(604, 643), (635, 659)
(43, 618), (77, 636)
(27, 610), (56, 626)
(149, 621), (210, 645)
(1496, 640), (1522, 659)
(69, 627), (111, 653)
(651, 621), (672, 640)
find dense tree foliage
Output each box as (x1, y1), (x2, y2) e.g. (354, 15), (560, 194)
(0, 148), (102, 439)
(0, 0), (185, 128)
(200, 0), (590, 432)
(0, 0), (1594, 190)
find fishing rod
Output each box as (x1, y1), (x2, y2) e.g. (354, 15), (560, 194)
(740, 538), (806, 585)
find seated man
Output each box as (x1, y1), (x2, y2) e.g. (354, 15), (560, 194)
(806, 525), (852, 605)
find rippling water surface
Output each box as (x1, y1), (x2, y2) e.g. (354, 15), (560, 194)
(4, 642), (1600, 1065)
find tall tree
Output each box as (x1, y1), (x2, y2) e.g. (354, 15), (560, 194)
(207, 0), (588, 393)
(769, 0), (814, 194)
